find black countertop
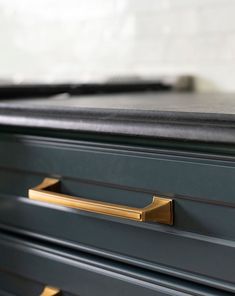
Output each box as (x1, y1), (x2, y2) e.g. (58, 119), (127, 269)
(0, 92), (235, 144)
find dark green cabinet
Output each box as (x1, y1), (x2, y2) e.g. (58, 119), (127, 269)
(0, 92), (235, 295)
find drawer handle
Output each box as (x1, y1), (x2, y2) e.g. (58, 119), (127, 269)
(40, 286), (60, 296)
(28, 178), (173, 225)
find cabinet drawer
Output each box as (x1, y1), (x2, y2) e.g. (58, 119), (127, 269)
(0, 134), (235, 291)
(0, 270), (45, 296)
(0, 232), (232, 296)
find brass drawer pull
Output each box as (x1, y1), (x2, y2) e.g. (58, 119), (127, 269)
(40, 286), (60, 296)
(28, 178), (173, 225)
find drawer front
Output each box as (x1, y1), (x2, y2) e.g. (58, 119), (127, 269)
(0, 134), (235, 290)
(0, 232), (232, 296)
(0, 270), (45, 296)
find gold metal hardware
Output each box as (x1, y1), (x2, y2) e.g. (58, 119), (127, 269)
(40, 286), (60, 296)
(28, 178), (173, 225)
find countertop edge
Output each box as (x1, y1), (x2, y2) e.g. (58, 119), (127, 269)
(0, 106), (235, 144)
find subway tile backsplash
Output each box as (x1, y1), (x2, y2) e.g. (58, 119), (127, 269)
(0, 0), (235, 92)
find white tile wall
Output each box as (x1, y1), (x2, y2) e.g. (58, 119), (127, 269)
(0, 0), (235, 92)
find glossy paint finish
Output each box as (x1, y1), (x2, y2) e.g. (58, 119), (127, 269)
(0, 133), (234, 293)
(0, 232), (233, 296)
(0, 92), (235, 295)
